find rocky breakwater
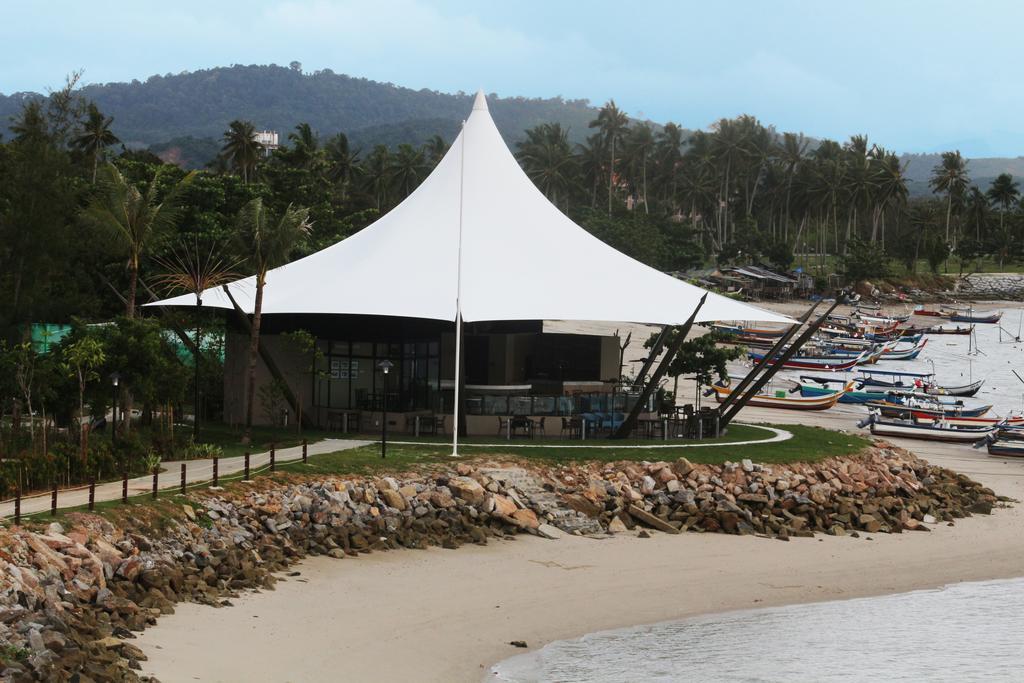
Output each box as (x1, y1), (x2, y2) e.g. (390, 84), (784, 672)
(548, 443), (1008, 539)
(956, 273), (1024, 300)
(0, 464), (571, 681)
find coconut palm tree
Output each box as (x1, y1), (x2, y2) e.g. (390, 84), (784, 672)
(422, 135), (449, 167)
(324, 132), (361, 201)
(362, 145), (392, 211)
(516, 123), (577, 210)
(589, 100), (630, 214)
(928, 151), (970, 245)
(80, 164), (194, 317)
(73, 103), (120, 183)
(576, 134), (607, 209)
(234, 198), (312, 444)
(964, 186), (990, 244)
(777, 132), (808, 240)
(390, 144), (429, 199)
(287, 122), (319, 168)
(624, 123), (655, 213)
(221, 120), (262, 184)
(986, 173), (1020, 235)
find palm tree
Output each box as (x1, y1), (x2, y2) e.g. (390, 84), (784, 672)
(423, 135), (449, 167)
(870, 150), (908, 245)
(152, 240), (238, 442)
(964, 186), (990, 244)
(516, 123), (577, 210)
(624, 123), (655, 213)
(362, 145), (392, 211)
(576, 134), (607, 209)
(287, 122), (319, 168)
(324, 133), (361, 201)
(389, 144), (428, 199)
(235, 198), (312, 444)
(653, 122), (685, 210)
(221, 120), (262, 183)
(986, 173), (1019, 235)
(73, 103), (120, 183)
(928, 151), (970, 245)
(709, 118), (749, 242)
(589, 100), (630, 214)
(80, 164), (194, 317)
(777, 132), (808, 240)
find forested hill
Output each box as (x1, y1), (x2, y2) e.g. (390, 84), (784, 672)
(0, 64), (600, 164)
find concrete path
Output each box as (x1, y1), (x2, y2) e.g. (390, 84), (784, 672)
(1, 438), (372, 520)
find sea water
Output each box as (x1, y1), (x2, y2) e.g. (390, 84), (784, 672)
(489, 578), (1024, 682)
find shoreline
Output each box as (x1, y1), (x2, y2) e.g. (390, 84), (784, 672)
(134, 425), (1024, 682)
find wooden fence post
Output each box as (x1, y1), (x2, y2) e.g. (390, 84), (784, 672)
(270, 444), (276, 472)
(51, 483), (58, 516)
(213, 456), (219, 487)
(122, 470), (128, 504)
(152, 468), (159, 499)
(302, 439), (308, 464)
(244, 452), (250, 481)
(14, 489), (21, 525)
(180, 463), (187, 495)
(88, 479), (96, 511)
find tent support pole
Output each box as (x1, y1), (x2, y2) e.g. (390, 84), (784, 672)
(719, 299), (841, 428)
(716, 303), (818, 414)
(632, 325), (669, 389)
(612, 294), (707, 439)
(451, 119), (467, 457)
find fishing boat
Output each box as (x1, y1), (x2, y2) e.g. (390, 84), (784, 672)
(987, 439), (1024, 457)
(857, 369), (933, 388)
(925, 378), (984, 398)
(746, 351), (866, 371)
(948, 310), (1002, 324)
(709, 381), (853, 410)
(795, 381), (888, 404)
(880, 339), (927, 361)
(710, 324), (790, 338)
(859, 413), (996, 443)
(913, 306), (945, 317)
(865, 399), (992, 419)
(924, 324), (974, 335)
(910, 412), (1024, 427)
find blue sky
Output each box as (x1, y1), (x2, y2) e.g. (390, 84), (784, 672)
(2, 0), (1021, 156)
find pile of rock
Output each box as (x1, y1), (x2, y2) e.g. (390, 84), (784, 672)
(545, 444), (1005, 539)
(956, 273), (1024, 300)
(0, 445), (1006, 680)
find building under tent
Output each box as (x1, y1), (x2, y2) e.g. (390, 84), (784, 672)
(148, 91), (790, 437)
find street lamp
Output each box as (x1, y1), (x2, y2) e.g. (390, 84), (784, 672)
(378, 360), (394, 458)
(109, 371), (121, 446)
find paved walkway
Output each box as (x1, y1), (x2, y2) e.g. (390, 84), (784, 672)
(1, 438), (372, 520)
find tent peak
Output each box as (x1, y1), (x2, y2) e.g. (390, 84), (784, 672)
(472, 90), (488, 111)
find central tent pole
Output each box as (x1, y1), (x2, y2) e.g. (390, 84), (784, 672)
(452, 120), (467, 457)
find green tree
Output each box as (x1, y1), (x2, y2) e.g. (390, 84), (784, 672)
(986, 173), (1019, 237)
(928, 151), (969, 245)
(221, 120), (262, 184)
(841, 238), (889, 282)
(516, 123), (577, 210)
(589, 100), (630, 214)
(389, 143), (428, 199)
(73, 103), (120, 183)
(63, 336), (106, 451)
(235, 198), (312, 444)
(80, 164), (195, 317)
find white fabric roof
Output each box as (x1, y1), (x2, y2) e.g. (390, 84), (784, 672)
(149, 91), (791, 326)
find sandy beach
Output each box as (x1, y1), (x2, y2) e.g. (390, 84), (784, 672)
(134, 300), (1024, 682)
(134, 404), (1024, 682)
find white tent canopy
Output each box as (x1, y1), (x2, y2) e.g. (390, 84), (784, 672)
(149, 90), (791, 327)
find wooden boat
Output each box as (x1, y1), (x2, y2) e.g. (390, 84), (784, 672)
(987, 439), (1024, 457)
(911, 412), (1024, 428)
(796, 382), (887, 404)
(924, 325), (974, 335)
(860, 414), (996, 443)
(857, 369), (933, 388)
(880, 339), (927, 361)
(710, 381), (852, 410)
(913, 306), (944, 317)
(925, 378), (984, 398)
(865, 399), (992, 419)
(746, 351), (865, 371)
(948, 311), (1002, 324)
(711, 324), (789, 338)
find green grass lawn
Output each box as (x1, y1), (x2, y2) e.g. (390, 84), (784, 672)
(277, 423), (871, 476)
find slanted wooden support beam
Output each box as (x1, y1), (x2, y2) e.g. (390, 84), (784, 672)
(716, 303), (818, 413)
(96, 270), (199, 355)
(221, 285), (314, 429)
(719, 299), (842, 428)
(612, 294), (708, 439)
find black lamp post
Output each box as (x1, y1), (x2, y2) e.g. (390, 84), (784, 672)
(378, 359), (394, 458)
(109, 371), (121, 446)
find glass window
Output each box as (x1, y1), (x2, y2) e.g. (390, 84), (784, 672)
(351, 341), (371, 357)
(330, 340), (348, 355)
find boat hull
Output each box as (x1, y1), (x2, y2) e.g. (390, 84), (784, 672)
(987, 440), (1024, 457)
(711, 385), (842, 410)
(868, 420), (993, 443)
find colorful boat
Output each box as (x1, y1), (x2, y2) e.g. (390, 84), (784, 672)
(710, 381), (853, 410)
(911, 412), (1024, 427)
(795, 382), (888, 404)
(746, 351), (866, 371)
(860, 414), (996, 443)
(925, 378), (984, 398)
(865, 399), (992, 419)
(913, 306), (945, 317)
